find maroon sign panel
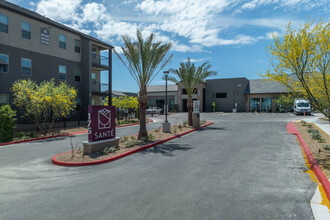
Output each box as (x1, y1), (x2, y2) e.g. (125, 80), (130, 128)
(88, 105), (116, 142)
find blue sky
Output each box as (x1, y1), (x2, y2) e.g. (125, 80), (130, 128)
(9, 0), (330, 93)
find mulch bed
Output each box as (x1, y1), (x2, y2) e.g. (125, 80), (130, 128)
(55, 122), (210, 163)
(294, 121), (330, 177)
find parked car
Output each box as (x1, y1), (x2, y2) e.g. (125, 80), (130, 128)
(294, 99), (311, 115)
(146, 107), (163, 114)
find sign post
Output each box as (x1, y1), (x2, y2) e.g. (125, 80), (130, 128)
(83, 105), (119, 155)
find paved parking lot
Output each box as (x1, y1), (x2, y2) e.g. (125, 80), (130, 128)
(0, 113), (316, 219)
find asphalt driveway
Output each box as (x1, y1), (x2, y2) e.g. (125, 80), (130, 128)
(0, 113), (316, 219)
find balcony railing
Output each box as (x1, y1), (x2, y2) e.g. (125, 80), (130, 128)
(92, 53), (109, 67)
(91, 82), (109, 93)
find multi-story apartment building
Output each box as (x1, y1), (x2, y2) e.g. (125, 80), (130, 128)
(0, 0), (113, 119)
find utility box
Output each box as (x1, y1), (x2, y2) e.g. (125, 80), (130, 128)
(192, 112), (200, 128)
(192, 101), (200, 128)
(193, 100), (200, 113)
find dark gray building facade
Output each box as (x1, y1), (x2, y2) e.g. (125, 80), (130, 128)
(205, 78), (249, 112)
(0, 0), (113, 120)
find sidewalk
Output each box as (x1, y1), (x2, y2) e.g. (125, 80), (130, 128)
(302, 113), (330, 135)
(299, 113), (330, 220)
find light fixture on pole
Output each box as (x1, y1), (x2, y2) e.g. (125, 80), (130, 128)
(162, 71), (170, 133)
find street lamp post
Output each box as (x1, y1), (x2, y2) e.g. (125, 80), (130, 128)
(164, 71), (169, 122)
(162, 71), (170, 133)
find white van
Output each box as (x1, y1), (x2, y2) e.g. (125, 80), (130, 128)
(294, 99), (311, 115)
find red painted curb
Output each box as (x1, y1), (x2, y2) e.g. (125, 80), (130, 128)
(0, 119), (154, 147)
(52, 122), (214, 167)
(287, 121), (330, 202)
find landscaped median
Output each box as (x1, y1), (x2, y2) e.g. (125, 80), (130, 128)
(52, 121), (214, 167)
(0, 119), (153, 147)
(287, 121), (330, 207)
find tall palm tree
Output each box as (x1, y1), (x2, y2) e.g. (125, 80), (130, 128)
(114, 30), (172, 139)
(168, 58), (217, 126)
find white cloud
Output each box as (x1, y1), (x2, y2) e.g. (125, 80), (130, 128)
(79, 3), (108, 25)
(235, 0), (329, 13)
(32, 0), (328, 54)
(137, 0), (261, 48)
(36, 0), (81, 22)
(183, 57), (212, 62)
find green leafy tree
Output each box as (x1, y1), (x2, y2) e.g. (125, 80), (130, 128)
(11, 79), (77, 133)
(275, 94), (295, 112)
(263, 21), (330, 122)
(114, 30), (172, 139)
(105, 96), (139, 121)
(168, 58), (217, 126)
(0, 104), (16, 142)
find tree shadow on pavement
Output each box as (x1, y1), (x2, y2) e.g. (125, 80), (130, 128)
(140, 143), (192, 157)
(197, 126), (228, 131)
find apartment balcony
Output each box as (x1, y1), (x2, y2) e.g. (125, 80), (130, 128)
(91, 82), (109, 95)
(92, 54), (109, 70)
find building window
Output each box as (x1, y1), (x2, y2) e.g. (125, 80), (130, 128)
(21, 22), (31, 39)
(21, 58), (31, 76)
(0, 14), (8, 33)
(92, 48), (97, 59)
(58, 65), (66, 80)
(0, 54), (9, 73)
(75, 39), (81, 53)
(91, 73), (96, 85)
(0, 94), (9, 104)
(74, 68), (81, 82)
(182, 88), (197, 95)
(212, 93), (227, 98)
(59, 34), (66, 49)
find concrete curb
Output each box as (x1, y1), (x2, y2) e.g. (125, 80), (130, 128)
(287, 121), (330, 202)
(52, 122), (214, 167)
(0, 120), (154, 147)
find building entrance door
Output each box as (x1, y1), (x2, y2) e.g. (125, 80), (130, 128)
(250, 98), (260, 112)
(183, 99), (188, 112)
(156, 99), (165, 111)
(261, 98), (272, 112)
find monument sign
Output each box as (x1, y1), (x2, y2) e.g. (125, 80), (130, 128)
(87, 105), (115, 142)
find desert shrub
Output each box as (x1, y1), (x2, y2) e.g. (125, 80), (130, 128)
(130, 136), (136, 140)
(173, 129), (177, 133)
(178, 124), (183, 129)
(103, 146), (118, 154)
(301, 120), (307, 126)
(312, 132), (322, 141)
(125, 140), (139, 148)
(27, 132), (34, 138)
(323, 145), (330, 150)
(120, 136), (129, 143)
(307, 124), (313, 128)
(15, 131), (25, 138)
(147, 133), (155, 141)
(201, 120), (207, 125)
(0, 105), (16, 142)
(183, 121), (188, 127)
(307, 129), (318, 133)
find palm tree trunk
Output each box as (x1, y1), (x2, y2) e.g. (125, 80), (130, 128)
(138, 87), (148, 139)
(187, 95), (193, 126)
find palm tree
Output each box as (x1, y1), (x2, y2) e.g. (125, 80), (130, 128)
(168, 58), (217, 126)
(114, 30), (172, 139)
